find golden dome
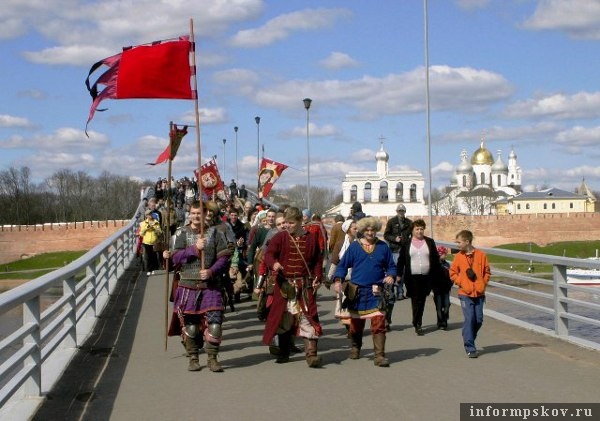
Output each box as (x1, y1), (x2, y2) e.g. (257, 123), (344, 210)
(471, 140), (494, 165)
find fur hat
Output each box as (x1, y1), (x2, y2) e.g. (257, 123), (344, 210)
(356, 216), (382, 233)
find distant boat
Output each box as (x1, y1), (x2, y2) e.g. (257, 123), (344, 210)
(567, 255), (600, 285)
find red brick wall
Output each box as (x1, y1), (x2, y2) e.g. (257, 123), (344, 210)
(0, 221), (129, 264)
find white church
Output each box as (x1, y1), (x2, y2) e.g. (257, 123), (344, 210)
(326, 142), (428, 218)
(434, 139), (523, 215)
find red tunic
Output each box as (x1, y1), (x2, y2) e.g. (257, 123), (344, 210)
(262, 229), (323, 344)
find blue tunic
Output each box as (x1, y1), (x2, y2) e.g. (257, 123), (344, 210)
(333, 240), (397, 314)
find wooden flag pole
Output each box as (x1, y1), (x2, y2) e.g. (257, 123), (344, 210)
(189, 18), (205, 270)
(164, 121), (174, 351)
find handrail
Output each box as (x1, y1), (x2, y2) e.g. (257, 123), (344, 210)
(436, 241), (600, 351)
(0, 201), (142, 416)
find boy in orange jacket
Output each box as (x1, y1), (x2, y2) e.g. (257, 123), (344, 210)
(449, 230), (491, 358)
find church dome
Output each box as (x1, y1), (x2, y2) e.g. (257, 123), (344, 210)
(456, 150), (473, 173)
(375, 142), (389, 161)
(471, 140), (494, 165)
(509, 149), (517, 160)
(491, 151), (508, 173)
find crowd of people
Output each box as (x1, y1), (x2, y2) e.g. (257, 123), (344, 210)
(136, 187), (491, 372)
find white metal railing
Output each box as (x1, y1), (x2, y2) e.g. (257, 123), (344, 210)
(437, 241), (600, 351)
(0, 212), (140, 416)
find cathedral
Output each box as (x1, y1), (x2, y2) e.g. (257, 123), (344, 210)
(435, 139), (522, 215)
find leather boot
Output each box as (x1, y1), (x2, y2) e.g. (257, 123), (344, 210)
(205, 343), (224, 372)
(372, 333), (389, 367)
(349, 331), (363, 360)
(275, 332), (291, 364)
(304, 339), (322, 368)
(185, 337), (201, 371)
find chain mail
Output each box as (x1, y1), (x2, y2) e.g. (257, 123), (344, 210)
(174, 225), (223, 281)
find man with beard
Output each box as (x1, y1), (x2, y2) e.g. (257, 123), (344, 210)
(164, 201), (232, 372)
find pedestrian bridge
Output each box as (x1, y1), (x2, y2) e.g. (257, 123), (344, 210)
(1, 210), (600, 421)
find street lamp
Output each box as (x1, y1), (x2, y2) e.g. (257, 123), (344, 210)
(234, 126), (239, 184)
(222, 138), (227, 184)
(303, 98), (312, 211)
(255, 116), (261, 193)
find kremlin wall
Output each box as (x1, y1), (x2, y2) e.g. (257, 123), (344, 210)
(2, 213), (600, 265)
(0, 220), (129, 265)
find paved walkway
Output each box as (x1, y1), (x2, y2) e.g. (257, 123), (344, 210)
(33, 268), (600, 421)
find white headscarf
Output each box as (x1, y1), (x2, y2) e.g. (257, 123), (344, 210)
(339, 219), (354, 259)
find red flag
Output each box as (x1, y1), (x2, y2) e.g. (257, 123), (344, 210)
(258, 158), (288, 198)
(195, 158), (225, 198)
(147, 125), (188, 165)
(85, 36), (195, 131)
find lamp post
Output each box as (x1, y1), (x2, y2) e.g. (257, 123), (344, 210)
(303, 98), (312, 211)
(222, 138), (227, 185)
(234, 126), (239, 184)
(255, 116), (261, 193)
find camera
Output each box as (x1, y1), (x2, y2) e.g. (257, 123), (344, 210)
(466, 268), (477, 281)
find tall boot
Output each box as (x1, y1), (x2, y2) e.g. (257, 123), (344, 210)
(349, 331), (363, 360)
(372, 333), (389, 367)
(205, 343), (224, 372)
(304, 339), (322, 368)
(184, 337), (201, 371)
(275, 332), (291, 363)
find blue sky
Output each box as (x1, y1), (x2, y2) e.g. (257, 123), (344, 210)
(1, 0), (600, 194)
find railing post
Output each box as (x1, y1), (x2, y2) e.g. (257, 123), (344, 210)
(86, 262), (98, 317)
(116, 236), (125, 278)
(23, 297), (41, 397)
(63, 275), (77, 348)
(553, 264), (569, 339)
(108, 246), (118, 291)
(98, 250), (110, 310)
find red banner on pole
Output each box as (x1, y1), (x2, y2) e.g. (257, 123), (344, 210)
(258, 158), (288, 198)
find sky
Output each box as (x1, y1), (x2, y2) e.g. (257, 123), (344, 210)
(1, 0), (600, 195)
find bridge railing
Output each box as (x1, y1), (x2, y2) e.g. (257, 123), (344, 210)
(437, 241), (600, 351)
(0, 212), (140, 415)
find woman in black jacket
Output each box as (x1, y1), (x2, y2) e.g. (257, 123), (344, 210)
(396, 219), (442, 335)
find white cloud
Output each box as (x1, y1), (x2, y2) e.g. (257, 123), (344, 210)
(555, 125), (600, 151)
(212, 68), (261, 95)
(438, 122), (563, 144)
(0, 18), (27, 39)
(287, 123), (340, 138)
(230, 8), (352, 48)
(565, 165), (600, 178)
(23, 44), (115, 66)
(522, 0), (600, 40)
(251, 65), (512, 117)
(9, 0), (264, 65)
(504, 92), (600, 120)
(0, 127), (109, 151)
(180, 108), (227, 125)
(0, 114), (34, 128)
(17, 89), (47, 99)
(319, 51), (359, 70)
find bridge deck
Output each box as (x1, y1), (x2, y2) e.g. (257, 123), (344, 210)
(32, 268), (600, 421)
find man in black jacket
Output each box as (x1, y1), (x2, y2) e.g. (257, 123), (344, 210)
(383, 204), (412, 300)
